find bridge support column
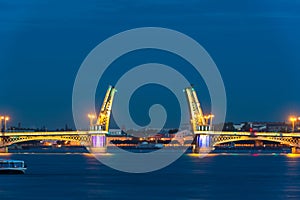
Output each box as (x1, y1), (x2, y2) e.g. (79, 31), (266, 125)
(89, 134), (107, 153)
(0, 147), (8, 153)
(291, 147), (300, 154)
(193, 134), (213, 153)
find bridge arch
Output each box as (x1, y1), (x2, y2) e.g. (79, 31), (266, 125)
(212, 136), (300, 148)
(1, 135), (91, 147)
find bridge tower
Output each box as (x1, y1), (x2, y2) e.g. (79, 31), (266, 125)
(90, 85), (116, 132)
(184, 86), (210, 132)
(89, 85), (117, 153)
(184, 86), (212, 153)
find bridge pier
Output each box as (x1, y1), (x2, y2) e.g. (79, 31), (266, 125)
(88, 134), (107, 153)
(0, 147), (8, 153)
(193, 134), (213, 153)
(291, 147), (300, 154)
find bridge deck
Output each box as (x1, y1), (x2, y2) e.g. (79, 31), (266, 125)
(1, 131), (299, 138)
(195, 131), (300, 137)
(0, 131), (106, 137)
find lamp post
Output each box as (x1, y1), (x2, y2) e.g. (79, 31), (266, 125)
(209, 114), (215, 131)
(0, 115), (10, 134)
(204, 114), (214, 131)
(0, 116), (3, 133)
(204, 115), (210, 125)
(88, 113), (96, 130)
(4, 116), (9, 132)
(290, 116), (297, 132)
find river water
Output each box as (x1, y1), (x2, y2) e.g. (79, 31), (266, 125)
(1, 152), (300, 200)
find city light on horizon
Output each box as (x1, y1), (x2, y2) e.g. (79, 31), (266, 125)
(87, 113), (97, 127)
(0, 1), (300, 199)
(0, 114), (10, 132)
(289, 115), (299, 132)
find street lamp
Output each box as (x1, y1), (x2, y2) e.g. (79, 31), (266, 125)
(0, 115), (10, 133)
(87, 113), (96, 128)
(209, 114), (215, 130)
(0, 116), (3, 132)
(204, 115), (210, 125)
(4, 116), (9, 131)
(290, 116), (297, 132)
(204, 114), (214, 130)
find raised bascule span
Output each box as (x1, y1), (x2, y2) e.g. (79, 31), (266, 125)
(88, 85), (117, 153)
(184, 86), (213, 152)
(184, 86), (207, 132)
(0, 86), (117, 153)
(1, 85), (300, 153)
(93, 85), (116, 132)
(184, 85), (300, 153)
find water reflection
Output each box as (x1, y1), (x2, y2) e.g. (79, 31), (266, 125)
(0, 153), (300, 200)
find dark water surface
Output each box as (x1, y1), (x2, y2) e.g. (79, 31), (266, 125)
(1, 153), (300, 200)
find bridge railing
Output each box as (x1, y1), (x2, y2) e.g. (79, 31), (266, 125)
(1, 131), (89, 136)
(194, 131), (300, 137)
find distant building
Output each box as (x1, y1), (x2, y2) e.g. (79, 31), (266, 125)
(251, 122), (267, 132)
(266, 122), (289, 132)
(233, 123), (245, 131)
(231, 122), (289, 132)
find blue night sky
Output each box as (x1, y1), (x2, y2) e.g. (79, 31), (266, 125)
(0, 0), (299, 129)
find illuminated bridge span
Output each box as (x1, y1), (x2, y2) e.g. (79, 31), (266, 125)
(1, 85), (299, 153)
(195, 131), (300, 147)
(184, 86), (300, 152)
(1, 131), (93, 147)
(0, 86), (116, 152)
(0, 131), (107, 152)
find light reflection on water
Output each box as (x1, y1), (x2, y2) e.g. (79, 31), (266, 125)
(0, 153), (12, 157)
(286, 154), (300, 158)
(0, 152), (300, 200)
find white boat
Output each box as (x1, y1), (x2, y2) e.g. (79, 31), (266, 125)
(0, 160), (27, 174)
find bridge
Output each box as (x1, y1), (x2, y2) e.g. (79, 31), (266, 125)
(193, 131), (300, 152)
(1, 85), (299, 153)
(184, 86), (300, 153)
(1, 131), (88, 146)
(0, 86), (116, 153)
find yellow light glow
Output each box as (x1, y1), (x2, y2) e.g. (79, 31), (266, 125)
(286, 154), (300, 158)
(83, 153), (95, 158)
(290, 116), (297, 122)
(0, 115), (10, 121)
(0, 153), (11, 156)
(87, 114), (96, 119)
(188, 153), (218, 157)
(204, 114), (214, 119)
